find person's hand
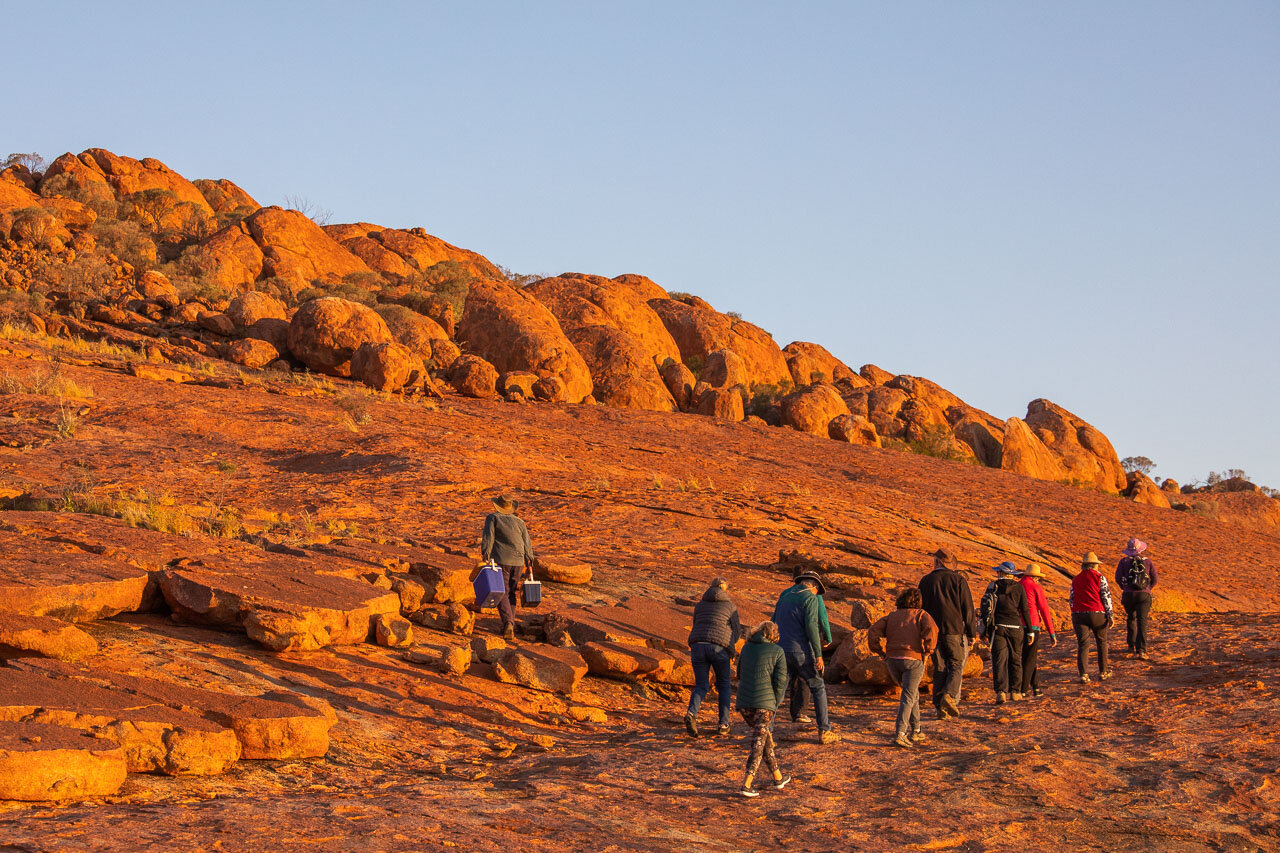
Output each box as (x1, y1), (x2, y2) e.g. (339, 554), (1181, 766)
(814, 656), (825, 675)
(1051, 634), (1059, 647)
(1026, 634), (1035, 646)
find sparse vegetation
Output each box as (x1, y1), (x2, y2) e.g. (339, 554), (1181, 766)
(885, 424), (974, 464)
(1121, 456), (1156, 476)
(283, 195), (333, 225)
(54, 405), (80, 439)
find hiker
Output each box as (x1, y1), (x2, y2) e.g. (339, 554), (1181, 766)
(979, 562), (1033, 704)
(784, 565), (833, 724)
(1018, 564), (1057, 698)
(869, 588), (939, 748)
(734, 621), (791, 797)
(1070, 552), (1114, 682)
(684, 577), (742, 738)
(772, 572), (840, 744)
(918, 547), (978, 719)
(479, 494), (534, 641)
(1115, 538), (1157, 660)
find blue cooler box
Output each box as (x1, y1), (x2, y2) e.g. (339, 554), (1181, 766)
(521, 579), (542, 607)
(473, 564), (506, 608)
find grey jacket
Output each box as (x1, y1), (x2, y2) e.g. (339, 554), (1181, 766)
(481, 512), (534, 566)
(688, 585), (742, 650)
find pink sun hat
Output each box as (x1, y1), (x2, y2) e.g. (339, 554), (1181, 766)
(1121, 538), (1148, 557)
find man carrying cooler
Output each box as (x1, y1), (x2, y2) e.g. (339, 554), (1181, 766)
(480, 494), (535, 641)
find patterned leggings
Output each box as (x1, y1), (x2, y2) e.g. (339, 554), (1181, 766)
(740, 708), (778, 778)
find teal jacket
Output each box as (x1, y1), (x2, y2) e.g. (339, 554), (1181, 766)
(817, 594), (832, 645)
(735, 637), (788, 711)
(772, 583), (824, 658)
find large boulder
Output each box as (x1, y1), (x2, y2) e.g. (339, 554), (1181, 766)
(783, 342), (862, 387)
(702, 349), (749, 390)
(192, 178), (258, 215)
(243, 207), (375, 291)
(999, 417), (1067, 482)
(324, 224), (501, 282)
(828, 414), (881, 447)
(375, 304), (457, 370)
(0, 723), (127, 802)
(224, 338), (281, 370)
(528, 273), (679, 411)
(1126, 471), (1172, 509)
(350, 342), (425, 392)
(695, 387), (745, 421)
(780, 384), (850, 436)
(648, 296), (790, 390)
(447, 354), (499, 398)
(457, 280), (594, 403)
(287, 297), (393, 377)
(226, 291), (287, 329)
(493, 645), (587, 694)
(660, 360), (697, 411)
(1024, 399), (1127, 492)
(0, 613), (98, 662)
(178, 221), (266, 291)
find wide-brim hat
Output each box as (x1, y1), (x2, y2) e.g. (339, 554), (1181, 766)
(1024, 563), (1047, 578)
(933, 547), (957, 569)
(994, 561), (1019, 575)
(1121, 537), (1148, 557)
(794, 571), (826, 595)
(1081, 551), (1101, 566)
(492, 495), (518, 514)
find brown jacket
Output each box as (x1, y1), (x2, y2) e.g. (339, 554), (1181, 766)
(868, 608), (939, 661)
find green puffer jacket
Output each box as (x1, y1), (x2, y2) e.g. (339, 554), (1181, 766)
(735, 636), (788, 712)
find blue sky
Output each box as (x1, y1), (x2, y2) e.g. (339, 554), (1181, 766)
(7, 2), (1278, 487)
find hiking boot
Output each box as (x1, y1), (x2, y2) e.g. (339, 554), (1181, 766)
(772, 775), (792, 790)
(739, 787), (760, 798)
(1138, 652), (1150, 661)
(683, 713), (698, 738)
(1078, 674), (1090, 684)
(995, 692), (1008, 705)
(1100, 670), (1113, 681)
(911, 730), (927, 744)
(502, 625), (516, 642)
(1011, 692), (1024, 701)
(819, 729), (841, 745)
(893, 733), (914, 748)
(718, 724), (731, 737)
(793, 714), (813, 725)
(941, 694), (961, 718)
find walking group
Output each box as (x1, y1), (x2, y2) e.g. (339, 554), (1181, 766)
(682, 538), (1158, 797)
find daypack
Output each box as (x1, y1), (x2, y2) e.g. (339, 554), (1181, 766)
(1126, 557), (1151, 591)
(979, 581), (999, 635)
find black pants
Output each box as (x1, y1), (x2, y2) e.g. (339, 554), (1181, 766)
(1122, 590), (1153, 653)
(1073, 612), (1109, 675)
(930, 634), (969, 708)
(1019, 630), (1041, 694)
(990, 626), (1024, 695)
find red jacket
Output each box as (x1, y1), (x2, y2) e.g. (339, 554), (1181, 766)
(1018, 576), (1056, 634)
(1070, 569), (1113, 614)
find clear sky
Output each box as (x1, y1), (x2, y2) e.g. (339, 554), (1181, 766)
(7, 2), (1278, 487)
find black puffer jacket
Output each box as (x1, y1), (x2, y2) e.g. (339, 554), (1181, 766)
(688, 585), (742, 650)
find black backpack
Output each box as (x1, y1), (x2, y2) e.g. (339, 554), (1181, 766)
(1126, 557), (1151, 591)
(979, 581), (999, 636)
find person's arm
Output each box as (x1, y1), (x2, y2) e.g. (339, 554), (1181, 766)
(1018, 587), (1032, 629)
(1038, 586), (1055, 635)
(770, 649), (788, 709)
(1115, 560), (1126, 589)
(521, 519), (534, 566)
(803, 596), (823, 660)
(1068, 581), (1075, 612)
(480, 514), (495, 562)
(960, 578), (977, 640)
(729, 607), (742, 650)
(1148, 559), (1157, 589)
(1100, 575), (1113, 620)
(868, 616), (887, 657)
(919, 612), (939, 658)
(817, 596), (832, 646)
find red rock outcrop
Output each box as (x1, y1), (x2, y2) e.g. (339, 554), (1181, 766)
(226, 291), (287, 329)
(457, 279), (594, 403)
(324, 223), (501, 281)
(0, 722), (126, 801)
(447, 354), (499, 398)
(374, 305), (457, 370)
(528, 273), (679, 411)
(1024, 399), (1127, 492)
(999, 416), (1067, 481)
(1127, 472), (1173, 509)
(180, 221), (266, 291)
(783, 342), (861, 387)
(648, 296), (790, 390)
(0, 613), (98, 662)
(44, 149), (213, 219)
(192, 178), (258, 215)
(781, 384), (851, 436)
(350, 342), (425, 392)
(243, 207), (373, 290)
(287, 297), (393, 377)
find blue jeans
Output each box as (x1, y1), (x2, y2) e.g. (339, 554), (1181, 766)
(782, 643), (829, 732)
(886, 658), (925, 738)
(686, 643), (732, 726)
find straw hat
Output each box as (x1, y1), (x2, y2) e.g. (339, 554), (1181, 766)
(1024, 563), (1047, 578)
(1081, 551), (1101, 567)
(492, 495), (518, 514)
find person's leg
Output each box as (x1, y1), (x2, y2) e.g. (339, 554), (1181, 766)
(1135, 591), (1153, 655)
(495, 567), (516, 633)
(742, 709), (766, 788)
(785, 650), (805, 722)
(687, 643), (711, 719)
(1094, 615), (1110, 674)
(712, 647), (733, 728)
(887, 658), (909, 738)
(902, 660), (924, 735)
(991, 630), (1009, 695)
(949, 636), (969, 704)
(1122, 591), (1137, 652)
(802, 655), (830, 731)
(1008, 628), (1024, 695)
(930, 641), (949, 711)
(1073, 615), (1088, 676)
(760, 710), (779, 776)
(1020, 631), (1037, 695)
